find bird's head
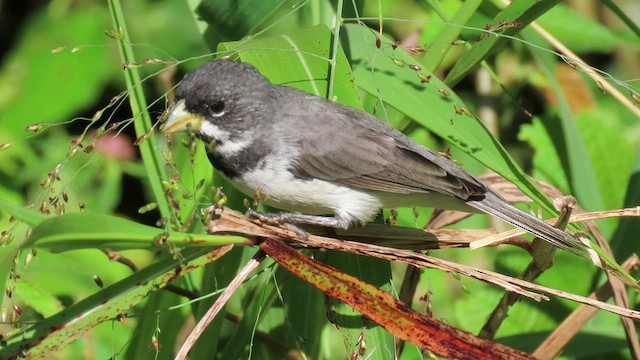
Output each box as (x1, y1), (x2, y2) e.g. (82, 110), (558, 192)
(163, 60), (272, 146)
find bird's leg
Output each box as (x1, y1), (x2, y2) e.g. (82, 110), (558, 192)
(246, 209), (342, 227)
(246, 209), (343, 239)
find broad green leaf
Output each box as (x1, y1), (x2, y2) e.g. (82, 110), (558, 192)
(195, 0), (284, 46)
(12, 271), (64, 317)
(14, 249), (136, 316)
(26, 213), (247, 251)
(218, 25), (362, 108)
(0, 246), (232, 359)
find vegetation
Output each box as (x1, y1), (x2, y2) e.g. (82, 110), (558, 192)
(0, 0), (639, 358)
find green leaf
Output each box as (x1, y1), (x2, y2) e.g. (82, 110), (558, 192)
(26, 213), (247, 251)
(518, 117), (570, 192)
(575, 111), (634, 213)
(0, 246), (231, 359)
(14, 249), (136, 317)
(196, 0), (284, 46)
(0, 196), (46, 226)
(13, 273), (65, 318)
(218, 25), (362, 108)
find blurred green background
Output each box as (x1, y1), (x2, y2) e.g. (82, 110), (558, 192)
(0, 0), (639, 359)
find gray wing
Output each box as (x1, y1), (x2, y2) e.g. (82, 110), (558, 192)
(285, 95), (486, 200)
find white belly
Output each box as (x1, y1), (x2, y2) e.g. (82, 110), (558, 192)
(229, 163), (383, 226)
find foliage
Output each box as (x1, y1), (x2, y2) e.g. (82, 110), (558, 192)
(0, 0), (639, 359)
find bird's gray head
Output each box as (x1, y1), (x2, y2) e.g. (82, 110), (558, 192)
(163, 60), (273, 145)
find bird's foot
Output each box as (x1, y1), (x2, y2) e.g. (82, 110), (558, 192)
(246, 209), (311, 239)
(246, 209), (344, 239)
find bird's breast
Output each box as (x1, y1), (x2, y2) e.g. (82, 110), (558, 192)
(222, 153), (382, 222)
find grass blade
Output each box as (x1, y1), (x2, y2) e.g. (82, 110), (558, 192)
(107, 0), (171, 218)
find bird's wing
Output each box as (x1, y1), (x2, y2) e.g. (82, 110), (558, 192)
(287, 102), (486, 200)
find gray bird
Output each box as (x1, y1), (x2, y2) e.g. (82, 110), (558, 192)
(163, 59), (586, 256)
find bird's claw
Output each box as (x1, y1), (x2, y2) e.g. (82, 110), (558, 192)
(246, 209), (310, 239)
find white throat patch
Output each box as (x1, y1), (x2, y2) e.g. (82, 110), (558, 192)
(199, 121), (252, 156)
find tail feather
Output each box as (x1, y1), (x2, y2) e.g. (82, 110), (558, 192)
(466, 191), (588, 257)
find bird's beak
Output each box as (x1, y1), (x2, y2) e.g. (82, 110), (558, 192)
(162, 99), (204, 135)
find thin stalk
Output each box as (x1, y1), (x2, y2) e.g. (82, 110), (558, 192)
(107, 0), (171, 218)
(326, 0), (344, 100)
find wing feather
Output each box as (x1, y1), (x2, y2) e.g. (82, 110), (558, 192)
(283, 90), (486, 200)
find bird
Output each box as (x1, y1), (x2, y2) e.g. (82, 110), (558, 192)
(162, 59), (587, 256)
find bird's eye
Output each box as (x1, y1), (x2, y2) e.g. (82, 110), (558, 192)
(209, 101), (225, 117)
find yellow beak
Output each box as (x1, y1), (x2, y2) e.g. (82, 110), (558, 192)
(162, 99), (204, 135)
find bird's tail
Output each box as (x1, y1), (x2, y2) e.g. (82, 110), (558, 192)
(466, 191), (589, 257)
